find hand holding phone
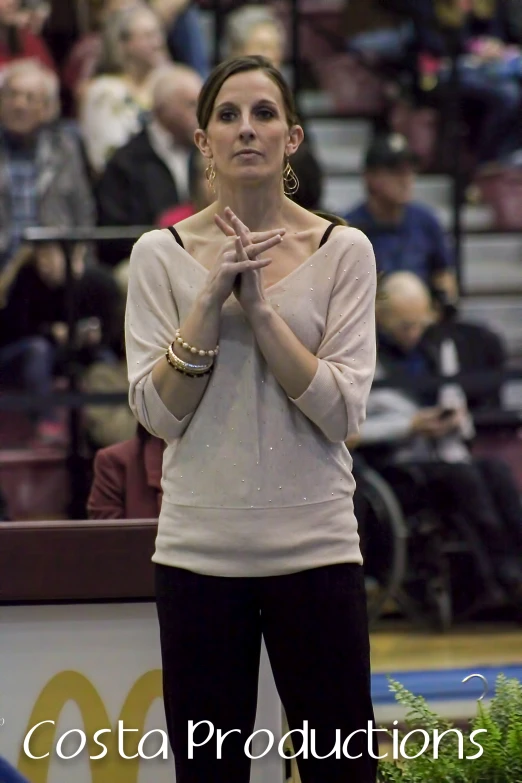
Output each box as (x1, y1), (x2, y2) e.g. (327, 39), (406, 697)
(438, 408), (456, 421)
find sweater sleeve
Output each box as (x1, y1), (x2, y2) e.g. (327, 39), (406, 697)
(290, 229), (377, 443)
(360, 390), (415, 444)
(125, 230), (195, 443)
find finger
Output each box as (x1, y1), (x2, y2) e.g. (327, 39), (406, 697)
(225, 207), (250, 241)
(246, 234), (283, 257)
(234, 257), (272, 272)
(214, 213), (236, 237)
(234, 235), (248, 261)
(251, 228), (287, 243)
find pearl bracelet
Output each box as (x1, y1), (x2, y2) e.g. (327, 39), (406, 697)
(174, 328), (219, 358)
(167, 343), (214, 375)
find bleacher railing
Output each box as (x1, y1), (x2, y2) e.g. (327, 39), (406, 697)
(1, 222), (521, 520)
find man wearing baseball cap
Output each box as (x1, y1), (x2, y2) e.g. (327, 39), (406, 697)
(345, 133), (457, 305)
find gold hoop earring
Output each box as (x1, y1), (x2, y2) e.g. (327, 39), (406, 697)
(205, 160), (216, 192)
(283, 160), (299, 196)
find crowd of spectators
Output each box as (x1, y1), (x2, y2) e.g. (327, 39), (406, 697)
(0, 0), (521, 617)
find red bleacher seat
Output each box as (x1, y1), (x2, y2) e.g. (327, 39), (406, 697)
(472, 432), (522, 492)
(0, 448), (70, 520)
(474, 168), (522, 230)
(313, 53), (388, 116)
(0, 410), (35, 449)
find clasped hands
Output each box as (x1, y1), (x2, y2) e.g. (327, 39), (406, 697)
(214, 207), (284, 313)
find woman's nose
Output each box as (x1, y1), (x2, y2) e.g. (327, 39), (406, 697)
(238, 116), (256, 140)
(239, 128), (255, 143)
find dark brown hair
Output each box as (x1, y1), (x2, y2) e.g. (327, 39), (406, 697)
(196, 55), (299, 131)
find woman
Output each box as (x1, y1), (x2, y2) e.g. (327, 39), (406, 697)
(79, 3), (169, 175)
(87, 423), (164, 519)
(225, 5), (286, 69)
(0, 0), (54, 72)
(64, 0), (209, 113)
(125, 55), (378, 782)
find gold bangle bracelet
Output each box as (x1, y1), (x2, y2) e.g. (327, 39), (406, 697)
(166, 357), (214, 378)
(167, 343), (214, 373)
(166, 347), (214, 377)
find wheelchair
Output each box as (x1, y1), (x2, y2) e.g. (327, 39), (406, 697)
(354, 457), (501, 631)
(353, 457), (408, 628)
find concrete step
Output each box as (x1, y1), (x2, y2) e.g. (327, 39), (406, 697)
(0, 448), (70, 520)
(322, 180), (495, 230)
(323, 175), (453, 214)
(433, 204), (495, 232)
(299, 89), (335, 117)
(317, 142), (364, 174)
(464, 234), (522, 266)
(463, 236), (522, 295)
(307, 117), (371, 148)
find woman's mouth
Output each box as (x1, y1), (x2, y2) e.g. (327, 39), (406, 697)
(235, 150), (262, 158)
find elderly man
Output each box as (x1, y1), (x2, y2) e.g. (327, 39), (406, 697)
(359, 271), (522, 605)
(0, 59), (95, 271)
(96, 62), (202, 266)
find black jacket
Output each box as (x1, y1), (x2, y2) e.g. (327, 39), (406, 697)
(423, 319), (506, 410)
(0, 263), (123, 353)
(96, 128), (181, 266)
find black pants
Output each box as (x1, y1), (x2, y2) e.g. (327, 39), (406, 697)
(155, 562), (377, 783)
(416, 457), (522, 591)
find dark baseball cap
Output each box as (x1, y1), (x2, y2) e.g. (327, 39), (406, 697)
(364, 133), (419, 170)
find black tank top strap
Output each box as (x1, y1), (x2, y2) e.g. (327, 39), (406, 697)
(167, 226), (185, 248)
(319, 222), (336, 248)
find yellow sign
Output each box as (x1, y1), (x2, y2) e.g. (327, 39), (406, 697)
(17, 669), (163, 783)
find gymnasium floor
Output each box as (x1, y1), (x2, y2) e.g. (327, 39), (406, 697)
(371, 620), (522, 723)
(288, 620), (522, 781)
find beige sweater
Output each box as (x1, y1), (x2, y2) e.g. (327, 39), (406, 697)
(125, 226), (377, 577)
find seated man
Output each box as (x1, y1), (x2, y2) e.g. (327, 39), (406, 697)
(358, 271), (522, 603)
(345, 133), (458, 304)
(96, 63), (202, 266)
(156, 146), (214, 227)
(0, 59), (95, 271)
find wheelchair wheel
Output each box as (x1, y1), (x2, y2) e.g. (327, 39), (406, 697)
(356, 467), (409, 627)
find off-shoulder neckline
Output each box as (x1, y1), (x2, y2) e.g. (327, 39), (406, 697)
(163, 226), (352, 294)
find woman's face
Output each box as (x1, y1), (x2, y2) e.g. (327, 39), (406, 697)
(0, 0), (19, 26)
(196, 70), (302, 189)
(241, 23), (284, 70)
(123, 10), (166, 69)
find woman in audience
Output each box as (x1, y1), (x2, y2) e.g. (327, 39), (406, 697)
(0, 0), (54, 72)
(62, 0), (135, 109)
(79, 3), (169, 175)
(153, 0), (210, 78)
(87, 423), (164, 519)
(64, 0), (209, 110)
(225, 5), (286, 69)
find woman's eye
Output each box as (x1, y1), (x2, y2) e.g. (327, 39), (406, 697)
(219, 110), (236, 121)
(257, 108), (275, 119)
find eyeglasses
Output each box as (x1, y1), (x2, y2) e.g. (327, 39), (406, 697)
(2, 87), (46, 106)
